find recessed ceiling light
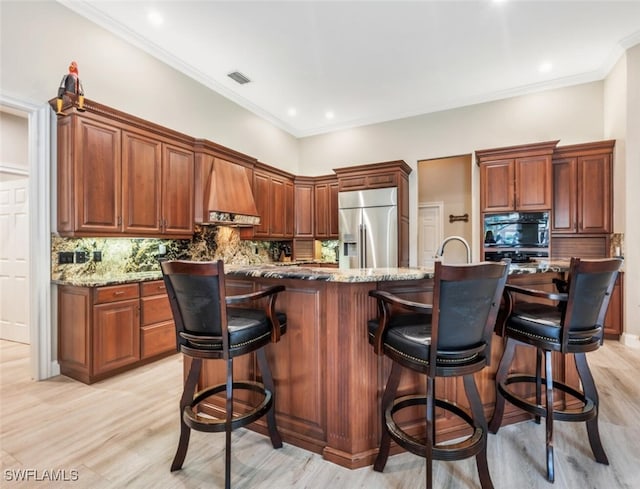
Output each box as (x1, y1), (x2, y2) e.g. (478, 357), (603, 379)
(325, 111), (335, 120)
(539, 62), (553, 73)
(147, 10), (164, 26)
(287, 108), (297, 117)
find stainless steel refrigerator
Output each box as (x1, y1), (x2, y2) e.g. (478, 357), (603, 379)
(338, 187), (398, 269)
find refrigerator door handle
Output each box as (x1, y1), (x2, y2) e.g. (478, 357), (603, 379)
(362, 225), (367, 267)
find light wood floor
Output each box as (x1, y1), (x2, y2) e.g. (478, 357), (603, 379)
(1, 339), (639, 489)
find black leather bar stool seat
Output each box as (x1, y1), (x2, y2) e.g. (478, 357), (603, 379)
(161, 260), (287, 489)
(489, 257), (622, 483)
(368, 261), (509, 489)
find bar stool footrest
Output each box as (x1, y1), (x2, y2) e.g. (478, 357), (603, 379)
(184, 380), (273, 433)
(385, 394), (485, 462)
(498, 374), (596, 422)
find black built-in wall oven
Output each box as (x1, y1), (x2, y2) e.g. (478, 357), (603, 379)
(483, 212), (549, 263)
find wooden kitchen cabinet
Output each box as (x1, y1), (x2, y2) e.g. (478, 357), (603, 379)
(93, 285), (140, 376)
(59, 283), (140, 383)
(552, 140), (614, 235)
(294, 177), (315, 238)
(58, 280), (177, 384)
(160, 143), (195, 236)
(56, 112), (122, 235)
(54, 98), (194, 238)
(140, 280), (176, 359)
(121, 130), (162, 234)
(314, 175), (339, 239)
(477, 140), (558, 213)
(252, 164), (295, 239)
(120, 133), (194, 237)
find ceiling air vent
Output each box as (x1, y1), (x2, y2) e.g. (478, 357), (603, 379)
(227, 71), (251, 84)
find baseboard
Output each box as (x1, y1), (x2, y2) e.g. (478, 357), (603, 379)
(620, 333), (640, 348)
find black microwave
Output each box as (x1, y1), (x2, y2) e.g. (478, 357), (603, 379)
(483, 212), (549, 248)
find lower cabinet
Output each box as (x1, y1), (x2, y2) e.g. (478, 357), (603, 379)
(140, 280), (176, 359)
(58, 280), (176, 384)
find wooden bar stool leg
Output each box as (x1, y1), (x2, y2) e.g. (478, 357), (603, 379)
(225, 358), (233, 489)
(575, 352), (609, 464)
(426, 376), (435, 489)
(535, 349), (543, 424)
(544, 350), (554, 483)
(374, 362), (402, 472)
(171, 358), (202, 471)
(257, 348), (283, 448)
(489, 337), (517, 434)
(463, 374), (494, 489)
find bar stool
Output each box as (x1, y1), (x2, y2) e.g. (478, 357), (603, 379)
(489, 257), (622, 482)
(161, 260), (287, 489)
(368, 261), (509, 489)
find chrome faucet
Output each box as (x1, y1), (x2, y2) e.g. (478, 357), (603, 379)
(436, 236), (472, 263)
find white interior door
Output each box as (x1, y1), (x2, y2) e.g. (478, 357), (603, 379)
(0, 175), (30, 344)
(418, 203), (443, 268)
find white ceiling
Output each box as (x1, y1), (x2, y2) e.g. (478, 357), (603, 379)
(59, 1), (640, 138)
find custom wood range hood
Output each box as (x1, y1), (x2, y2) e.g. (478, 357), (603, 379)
(194, 140), (261, 227)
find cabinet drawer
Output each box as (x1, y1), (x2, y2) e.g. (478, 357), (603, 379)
(141, 294), (173, 325)
(94, 283), (139, 304)
(141, 321), (176, 359)
(141, 280), (167, 296)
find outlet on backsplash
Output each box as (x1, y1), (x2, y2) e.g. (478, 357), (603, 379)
(58, 251), (74, 264)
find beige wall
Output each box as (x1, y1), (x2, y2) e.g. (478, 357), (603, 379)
(299, 82), (604, 175)
(604, 54), (627, 233)
(621, 44), (640, 339)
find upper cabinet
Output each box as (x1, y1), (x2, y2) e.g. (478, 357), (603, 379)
(54, 98), (195, 238)
(551, 140), (614, 235)
(250, 163), (295, 240)
(314, 175), (339, 239)
(477, 140), (558, 213)
(122, 131), (194, 236)
(294, 177), (315, 239)
(57, 113), (122, 235)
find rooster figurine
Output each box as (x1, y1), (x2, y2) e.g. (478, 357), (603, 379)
(56, 61), (85, 114)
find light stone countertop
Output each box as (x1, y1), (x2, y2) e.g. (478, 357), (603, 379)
(52, 260), (571, 287)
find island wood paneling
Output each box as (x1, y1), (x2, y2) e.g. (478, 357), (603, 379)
(194, 271), (581, 470)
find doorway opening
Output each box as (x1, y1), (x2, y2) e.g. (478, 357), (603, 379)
(417, 154), (473, 265)
(0, 95), (54, 380)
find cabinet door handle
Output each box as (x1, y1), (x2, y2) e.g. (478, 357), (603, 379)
(156, 285), (165, 291)
(113, 291), (124, 296)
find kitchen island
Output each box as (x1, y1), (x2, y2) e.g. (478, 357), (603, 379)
(195, 261), (578, 469)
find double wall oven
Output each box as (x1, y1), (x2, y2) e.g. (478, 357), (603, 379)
(483, 211), (549, 263)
